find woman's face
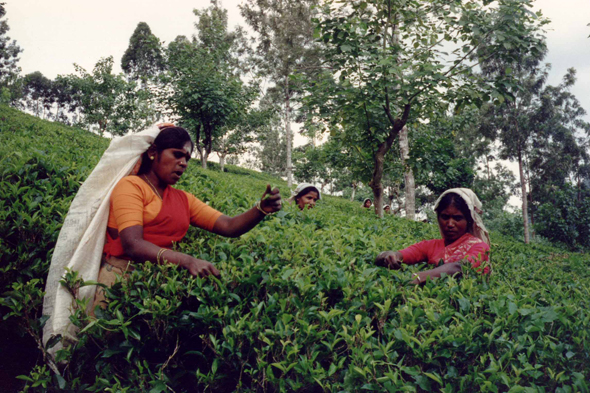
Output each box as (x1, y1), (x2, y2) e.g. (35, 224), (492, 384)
(438, 203), (469, 244)
(364, 200), (372, 208)
(152, 142), (192, 185)
(297, 190), (319, 210)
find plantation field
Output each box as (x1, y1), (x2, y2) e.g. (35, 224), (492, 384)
(1, 105), (590, 392)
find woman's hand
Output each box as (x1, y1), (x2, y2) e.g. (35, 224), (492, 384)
(260, 184), (282, 214)
(410, 262), (462, 285)
(179, 255), (220, 277)
(375, 251), (403, 269)
(211, 184), (282, 238)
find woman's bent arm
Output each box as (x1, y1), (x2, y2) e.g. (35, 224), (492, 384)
(120, 226), (220, 277)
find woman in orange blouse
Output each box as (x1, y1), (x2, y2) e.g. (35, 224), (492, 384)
(95, 125), (281, 307)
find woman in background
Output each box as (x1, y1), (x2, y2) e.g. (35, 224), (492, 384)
(375, 188), (490, 284)
(289, 183), (321, 210)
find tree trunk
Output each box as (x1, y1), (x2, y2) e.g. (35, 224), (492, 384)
(201, 147), (208, 169)
(219, 153), (226, 172)
(350, 183), (357, 202)
(285, 75), (293, 188)
(370, 151), (386, 219)
(518, 149), (530, 244)
(526, 157), (535, 237)
(400, 126), (415, 220)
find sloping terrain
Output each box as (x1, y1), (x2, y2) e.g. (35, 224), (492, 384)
(1, 105), (589, 391)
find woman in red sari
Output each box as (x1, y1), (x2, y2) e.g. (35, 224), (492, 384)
(95, 125), (282, 307)
(375, 188), (490, 284)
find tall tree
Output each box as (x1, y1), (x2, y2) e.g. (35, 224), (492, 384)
(22, 71), (52, 118)
(121, 22), (165, 84)
(478, 41), (550, 243)
(240, 0), (322, 188)
(0, 3), (22, 105)
(0, 3), (22, 85)
(303, 0), (546, 218)
(165, 2), (252, 169)
(250, 102), (287, 177)
(212, 102), (269, 172)
(527, 69), (590, 218)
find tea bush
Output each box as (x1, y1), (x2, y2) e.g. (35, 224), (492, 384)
(1, 105), (590, 391)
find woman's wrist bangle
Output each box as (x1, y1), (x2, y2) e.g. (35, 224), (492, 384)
(157, 248), (169, 264)
(255, 200), (270, 216)
(412, 273), (421, 283)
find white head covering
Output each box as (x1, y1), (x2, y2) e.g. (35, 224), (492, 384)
(434, 188), (490, 246)
(43, 124), (161, 355)
(288, 183), (321, 202)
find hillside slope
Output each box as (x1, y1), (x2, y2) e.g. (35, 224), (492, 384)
(1, 105), (589, 391)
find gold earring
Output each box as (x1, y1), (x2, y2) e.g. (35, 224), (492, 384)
(150, 156), (155, 160)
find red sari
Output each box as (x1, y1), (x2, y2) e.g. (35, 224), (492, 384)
(399, 233), (490, 273)
(104, 186), (190, 260)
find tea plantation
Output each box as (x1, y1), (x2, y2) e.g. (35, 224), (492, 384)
(1, 105), (589, 392)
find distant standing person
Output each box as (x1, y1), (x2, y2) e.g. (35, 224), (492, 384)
(375, 188), (490, 284)
(362, 198), (372, 208)
(289, 183), (321, 210)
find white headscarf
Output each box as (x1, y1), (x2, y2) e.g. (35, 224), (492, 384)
(288, 183), (321, 202)
(434, 188), (490, 246)
(43, 124), (161, 354)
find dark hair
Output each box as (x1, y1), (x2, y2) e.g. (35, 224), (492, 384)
(435, 192), (473, 230)
(137, 127), (194, 175)
(295, 186), (319, 202)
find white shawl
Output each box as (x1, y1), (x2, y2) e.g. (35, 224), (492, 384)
(42, 124), (161, 352)
(434, 188), (491, 246)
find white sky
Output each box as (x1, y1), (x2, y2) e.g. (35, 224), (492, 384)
(5, 0), (590, 200)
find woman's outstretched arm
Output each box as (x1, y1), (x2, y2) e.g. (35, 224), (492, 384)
(211, 185), (282, 238)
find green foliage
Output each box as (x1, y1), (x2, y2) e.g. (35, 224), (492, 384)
(0, 105), (108, 292)
(409, 123), (475, 196)
(64, 56), (156, 136)
(121, 22), (165, 83)
(535, 186), (590, 250)
(3, 105), (590, 391)
(301, 0), (547, 216)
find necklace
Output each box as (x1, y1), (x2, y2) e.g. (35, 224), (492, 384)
(143, 175), (162, 200)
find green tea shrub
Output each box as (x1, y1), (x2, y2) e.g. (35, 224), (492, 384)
(2, 105), (590, 391)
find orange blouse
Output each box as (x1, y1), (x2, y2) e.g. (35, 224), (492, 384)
(107, 176), (222, 233)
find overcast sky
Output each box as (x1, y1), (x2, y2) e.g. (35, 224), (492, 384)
(5, 0), (590, 151)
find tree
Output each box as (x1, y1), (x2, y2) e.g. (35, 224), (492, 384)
(477, 36), (551, 243)
(303, 0), (546, 218)
(64, 57), (143, 136)
(240, 0), (323, 188)
(0, 3), (22, 85)
(165, 2), (252, 169)
(250, 105), (287, 177)
(212, 104), (269, 172)
(526, 69), (590, 227)
(121, 22), (165, 84)
(22, 71), (53, 118)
